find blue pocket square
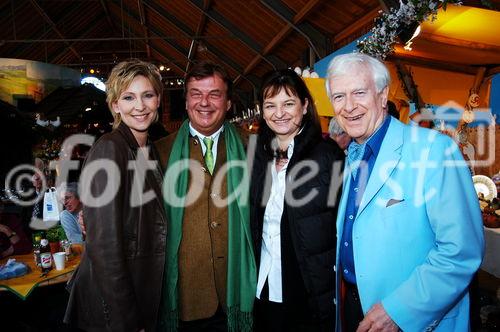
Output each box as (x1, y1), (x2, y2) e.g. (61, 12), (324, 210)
(386, 198), (404, 207)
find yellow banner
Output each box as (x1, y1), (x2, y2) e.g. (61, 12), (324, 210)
(303, 77), (335, 117)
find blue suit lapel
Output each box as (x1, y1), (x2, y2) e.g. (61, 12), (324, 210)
(357, 119), (404, 217)
(336, 161), (352, 236)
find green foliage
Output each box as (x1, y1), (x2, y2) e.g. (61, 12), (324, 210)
(46, 225), (67, 242)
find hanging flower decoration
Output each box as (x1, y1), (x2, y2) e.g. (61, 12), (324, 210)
(357, 0), (461, 59)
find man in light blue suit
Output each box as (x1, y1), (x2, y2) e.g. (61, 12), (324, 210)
(325, 53), (484, 332)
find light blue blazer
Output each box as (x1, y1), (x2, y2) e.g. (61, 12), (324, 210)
(335, 118), (484, 332)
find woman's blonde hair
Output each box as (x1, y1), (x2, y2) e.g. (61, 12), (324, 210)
(106, 59), (163, 128)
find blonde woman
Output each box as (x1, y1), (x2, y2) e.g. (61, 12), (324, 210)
(64, 59), (167, 332)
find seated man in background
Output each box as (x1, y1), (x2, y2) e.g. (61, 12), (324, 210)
(59, 183), (83, 244)
(328, 116), (351, 150)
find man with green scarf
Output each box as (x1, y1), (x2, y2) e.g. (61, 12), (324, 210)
(155, 61), (256, 332)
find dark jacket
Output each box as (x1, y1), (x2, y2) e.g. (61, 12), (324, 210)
(250, 124), (344, 322)
(64, 122), (167, 332)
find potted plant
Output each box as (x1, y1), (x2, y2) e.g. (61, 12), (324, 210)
(46, 225), (67, 254)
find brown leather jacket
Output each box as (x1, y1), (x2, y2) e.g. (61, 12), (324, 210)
(64, 123), (167, 332)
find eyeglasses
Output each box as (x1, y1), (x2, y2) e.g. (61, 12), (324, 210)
(61, 195), (75, 202)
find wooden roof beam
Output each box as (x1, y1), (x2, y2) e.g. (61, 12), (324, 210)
(137, 0), (151, 58)
(378, 0), (400, 12)
(108, 0), (184, 74)
(114, 0), (259, 87)
(100, 0), (117, 34)
(28, 0), (81, 60)
(142, 0), (260, 87)
(420, 32), (500, 53)
(11, 2), (85, 58)
(187, 0), (285, 69)
(292, 0), (321, 22)
(49, 15), (105, 64)
(486, 66), (500, 77)
(259, 0), (327, 57)
(0, 1), (10, 12)
(186, 0), (212, 72)
(388, 53), (478, 75)
(349, 0), (370, 11)
(234, 0), (325, 84)
(333, 6), (381, 44)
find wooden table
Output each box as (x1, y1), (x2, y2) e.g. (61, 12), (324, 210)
(0, 251), (81, 300)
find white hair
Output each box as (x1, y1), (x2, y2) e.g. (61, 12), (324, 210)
(328, 117), (344, 136)
(325, 52), (390, 98)
(61, 182), (79, 199)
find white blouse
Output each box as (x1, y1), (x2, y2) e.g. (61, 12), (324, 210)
(256, 139), (295, 303)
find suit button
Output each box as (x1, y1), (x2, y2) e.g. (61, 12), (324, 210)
(201, 167), (207, 173)
(210, 221), (220, 229)
(193, 139), (198, 145)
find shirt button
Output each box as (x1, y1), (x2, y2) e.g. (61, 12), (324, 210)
(354, 187), (359, 192)
(348, 215), (354, 220)
(344, 241), (349, 247)
(344, 269), (349, 274)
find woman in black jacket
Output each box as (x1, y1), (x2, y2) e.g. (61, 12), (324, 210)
(250, 69), (344, 332)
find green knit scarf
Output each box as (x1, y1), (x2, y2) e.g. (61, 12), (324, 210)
(158, 120), (256, 332)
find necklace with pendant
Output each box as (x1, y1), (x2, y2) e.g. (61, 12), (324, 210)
(274, 148), (289, 171)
